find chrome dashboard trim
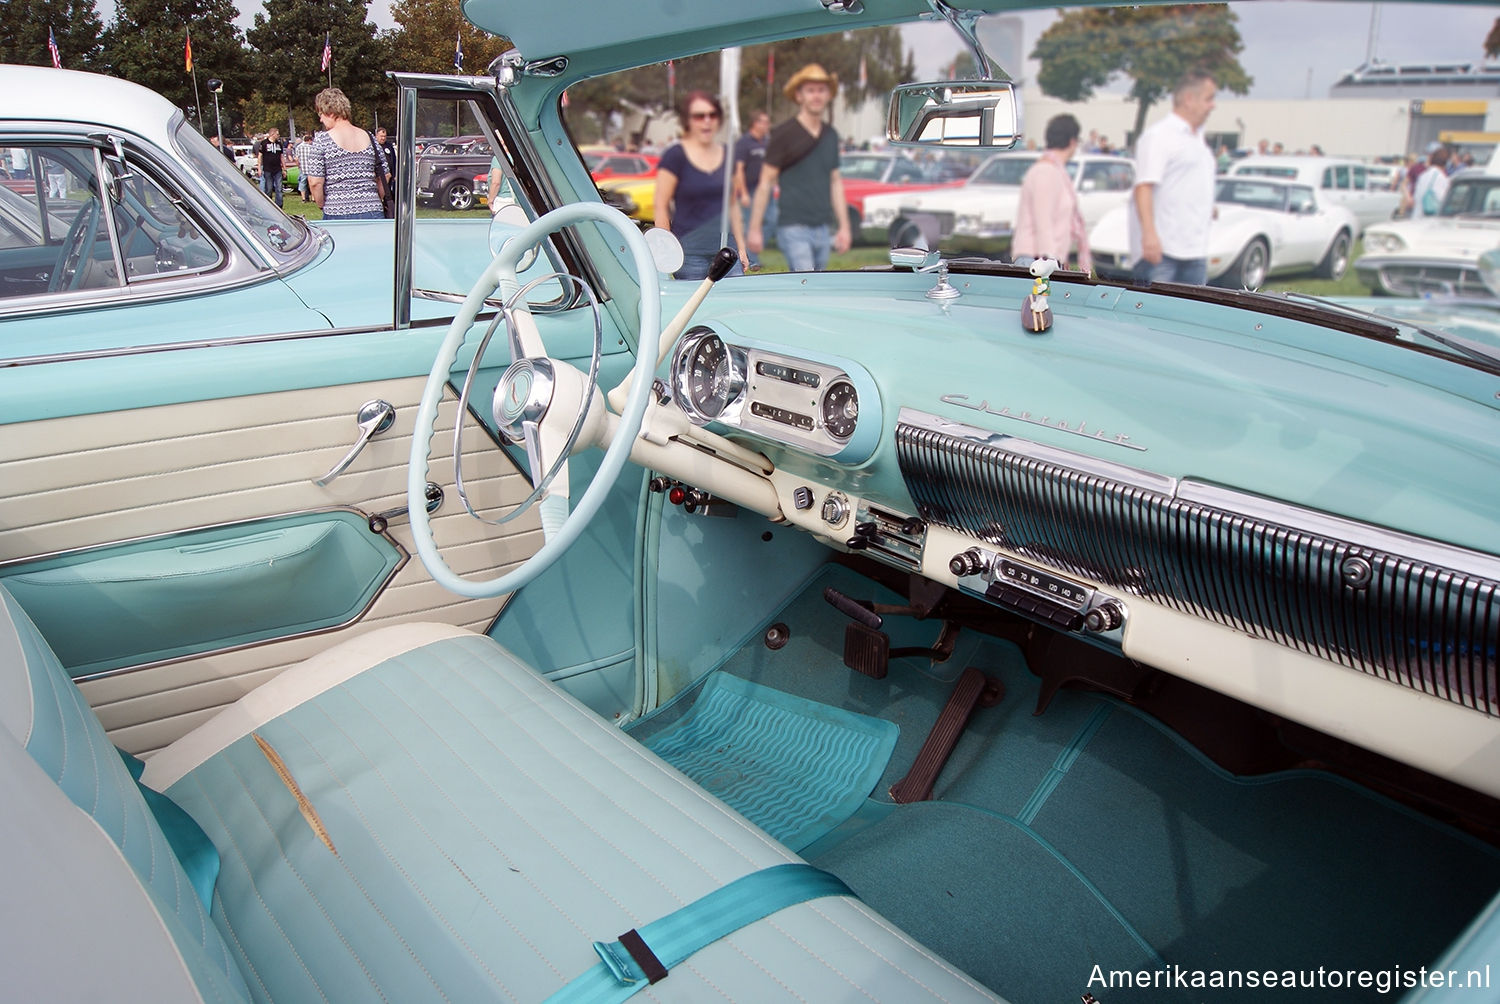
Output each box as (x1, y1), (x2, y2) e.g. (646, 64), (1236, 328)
(897, 407), (1500, 716)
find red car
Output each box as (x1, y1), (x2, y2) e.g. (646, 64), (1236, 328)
(839, 151), (961, 233)
(584, 149), (658, 181)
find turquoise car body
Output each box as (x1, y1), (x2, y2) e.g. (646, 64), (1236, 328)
(3, 1), (1500, 1000)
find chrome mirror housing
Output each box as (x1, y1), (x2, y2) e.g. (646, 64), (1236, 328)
(886, 80), (1020, 149)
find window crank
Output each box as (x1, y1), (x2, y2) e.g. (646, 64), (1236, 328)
(369, 482), (444, 534)
(313, 399), (396, 487)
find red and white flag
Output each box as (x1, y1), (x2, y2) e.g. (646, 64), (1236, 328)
(48, 27), (61, 68)
(320, 33), (332, 73)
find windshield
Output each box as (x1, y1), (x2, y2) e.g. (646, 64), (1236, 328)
(172, 117), (309, 258)
(556, 1), (1499, 358)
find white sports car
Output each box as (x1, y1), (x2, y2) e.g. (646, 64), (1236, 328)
(860, 151), (1135, 255)
(1356, 169), (1500, 298)
(1090, 177), (1359, 288)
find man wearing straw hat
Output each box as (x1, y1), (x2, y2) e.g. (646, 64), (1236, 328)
(747, 63), (851, 271)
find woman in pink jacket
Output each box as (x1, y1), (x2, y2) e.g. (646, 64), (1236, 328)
(1011, 114), (1092, 274)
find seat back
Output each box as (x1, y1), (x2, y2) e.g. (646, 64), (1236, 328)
(0, 584), (250, 1003)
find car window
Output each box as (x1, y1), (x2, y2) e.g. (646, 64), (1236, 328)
(840, 156), (890, 180)
(1286, 185), (1316, 213)
(0, 144), (120, 299)
(1352, 165), (1367, 190)
(973, 156), (1038, 186)
(1081, 160), (1131, 192)
(173, 119), (307, 258)
(110, 161), (224, 283)
(1238, 165), (1299, 180)
(1332, 164), (1351, 189)
(888, 159), (928, 183)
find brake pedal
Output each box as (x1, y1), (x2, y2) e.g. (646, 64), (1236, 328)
(843, 622), (890, 679)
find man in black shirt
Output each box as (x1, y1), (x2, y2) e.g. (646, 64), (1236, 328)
(747, 64), (850, 271)
(733, 110), (772, 266)
(254, 128), (285, 207)
(375, 127), (397, 216)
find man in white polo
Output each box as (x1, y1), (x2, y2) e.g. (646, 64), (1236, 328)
(1129, 70), (1217, 285)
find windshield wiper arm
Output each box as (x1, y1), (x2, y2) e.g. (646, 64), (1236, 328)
(1274, 290), (1500, 370)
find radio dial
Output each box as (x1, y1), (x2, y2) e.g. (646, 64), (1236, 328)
(1084, 601), (1124, 633)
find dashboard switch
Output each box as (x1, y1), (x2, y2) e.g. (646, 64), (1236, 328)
(820, 492), (850, 528)
(949, 548), (989, 577)
(792, 486), (815, 510)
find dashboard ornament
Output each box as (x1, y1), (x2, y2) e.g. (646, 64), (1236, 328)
(1022, 258), (1058, 333)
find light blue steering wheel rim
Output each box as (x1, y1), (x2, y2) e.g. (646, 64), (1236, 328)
(407, 201), (662, 599)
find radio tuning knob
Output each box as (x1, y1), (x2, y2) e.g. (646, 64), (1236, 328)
(949, 548), (988, 577)
(1083, 601), (1124, 633)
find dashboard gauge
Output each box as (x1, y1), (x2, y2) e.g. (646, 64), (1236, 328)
(672, 327), (743, 424)
(820, 380), (859, 440)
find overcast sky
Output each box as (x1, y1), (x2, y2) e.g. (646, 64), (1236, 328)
(102, 1), (1497, 101)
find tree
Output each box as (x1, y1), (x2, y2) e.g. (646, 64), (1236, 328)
(98, 0), (247, 133)
(387, 0), (511, 77)
(1486, 17), (1500, 59)
(1, 0), (106, 69)
(248, 0), (390, 124)
(1031, 4), (1251, 146)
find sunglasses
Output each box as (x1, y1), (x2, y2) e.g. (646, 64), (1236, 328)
(690, 110), (721, 121)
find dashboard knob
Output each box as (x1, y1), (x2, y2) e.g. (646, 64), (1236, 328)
(820, 492), (849, 528)
(949, 548), (988, 577)
(1083, 601), (1124, 633)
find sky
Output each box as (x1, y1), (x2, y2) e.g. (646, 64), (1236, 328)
(97, 0), (1498, 101)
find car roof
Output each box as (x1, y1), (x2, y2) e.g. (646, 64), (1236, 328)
(0, 66), (179, 149)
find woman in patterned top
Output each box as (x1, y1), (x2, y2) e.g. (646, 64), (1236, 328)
(303, 87), (388, 221)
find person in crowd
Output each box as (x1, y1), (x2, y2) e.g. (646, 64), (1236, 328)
(1128, 70), (1217, 285)
(733, 109), (772, 267)
(302, 87), (388, 221)
(254, 127), (285, 207)
(655, 90), (745, 280)
(294, 132), (314, 200)
(748, 63), (849, 271)
(1011, 114), (1092, 275)
(375, 126), (397, 216)
(209, 135), (233, 161)
(1408, 145), (1451, 218)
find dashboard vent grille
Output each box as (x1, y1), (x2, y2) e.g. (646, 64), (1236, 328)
(897, 419), (1500, 717)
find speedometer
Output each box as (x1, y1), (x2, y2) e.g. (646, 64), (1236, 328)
(671, 326), (744, 425)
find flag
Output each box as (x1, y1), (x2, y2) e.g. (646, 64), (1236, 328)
(858, 53), (867, 90)
(453, 31), (463, 72)
(48, 27), (61, 68)
(184, 30), (193, 73)
(320, 33), (332, 73)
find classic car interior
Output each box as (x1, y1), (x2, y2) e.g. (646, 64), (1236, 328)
(3, 0), (1500, 1001)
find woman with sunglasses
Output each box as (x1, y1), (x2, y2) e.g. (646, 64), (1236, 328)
(654, 91), (746, 279)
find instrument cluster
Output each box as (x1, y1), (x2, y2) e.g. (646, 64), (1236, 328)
(669, 325), (877, 463)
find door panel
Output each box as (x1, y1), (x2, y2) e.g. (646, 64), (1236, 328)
(0, 374), (540, 755)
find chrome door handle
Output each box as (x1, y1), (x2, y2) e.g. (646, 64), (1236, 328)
(313, 399), (396, 487)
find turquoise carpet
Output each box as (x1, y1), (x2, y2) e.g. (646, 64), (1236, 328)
(643, 673), (899, 852)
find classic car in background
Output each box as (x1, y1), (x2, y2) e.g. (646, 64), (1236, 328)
(597, 170), (658, 223)
(838, 150), (959, 236)
(4, 1), (1500, 1002)
(861, 150), (1135, 255)
(414, 135), (494, 210)
(583, 146), (660, 181)
(1091, 176), (1360, 287)
(1357, 167), (1500, 297)
(1229, 154), (1400, 233)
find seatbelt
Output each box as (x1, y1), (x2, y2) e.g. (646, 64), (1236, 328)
(547, 863), (853, 1003)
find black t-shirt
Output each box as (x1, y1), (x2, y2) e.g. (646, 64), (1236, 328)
(734, 132), (766, 195)
(255, 138), (284, 173)
(378, 139), (397, 182)
(764, 119), (839, 227)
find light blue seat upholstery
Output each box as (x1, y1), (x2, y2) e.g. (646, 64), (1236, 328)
(2, 586), (997, 1002)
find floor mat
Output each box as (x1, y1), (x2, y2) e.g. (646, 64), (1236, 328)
(643, 673), (899, 852)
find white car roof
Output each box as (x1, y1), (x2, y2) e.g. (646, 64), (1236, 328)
(1230, 155), (1367, 179)
(0, 66), (180, 149)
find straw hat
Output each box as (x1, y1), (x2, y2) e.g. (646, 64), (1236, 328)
(783, 63), (839, 101)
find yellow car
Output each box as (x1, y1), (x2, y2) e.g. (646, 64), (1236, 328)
(598, 173), (655, 224)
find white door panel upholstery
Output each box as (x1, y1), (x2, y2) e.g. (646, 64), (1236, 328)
(0, 376), (539, 754)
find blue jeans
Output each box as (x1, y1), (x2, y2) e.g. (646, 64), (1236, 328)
(778, 223), (831, 272)
(1132, 255), (1206, 286)
(676, 249), (745, 282)
(323, 209), (385, 221)
(260, 170), (283, 206)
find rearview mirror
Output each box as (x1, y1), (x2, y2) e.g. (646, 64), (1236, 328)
(887, 80), (1020, 149)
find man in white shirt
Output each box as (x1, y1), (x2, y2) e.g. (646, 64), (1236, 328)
(1129, 70), (1217, 286)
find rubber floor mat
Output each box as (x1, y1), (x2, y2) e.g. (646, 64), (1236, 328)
(645, 673), (899, 852)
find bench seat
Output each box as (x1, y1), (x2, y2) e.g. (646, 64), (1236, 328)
(2, 588), (998, 1002)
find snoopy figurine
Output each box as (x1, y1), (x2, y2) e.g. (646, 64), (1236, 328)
(1022, 258), (1059, 333)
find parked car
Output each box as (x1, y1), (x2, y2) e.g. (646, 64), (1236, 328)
(414, 137), (495, 211)
(598, 171), (657, 223)
(1229, 155), (1400, 234)
(5, 1), (1500, 1001)
(583, 147), (659, 181)
(861, 151), (1135, 254)
(1356, 167), (1500, 297)
(228, 141), (256, 178)
(838, 150), (958, 235)
(1090, 176), (1360, 287)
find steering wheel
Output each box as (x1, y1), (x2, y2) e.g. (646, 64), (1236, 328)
(49, 197), (101, 292)
(407, 201), (663, 599)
